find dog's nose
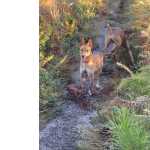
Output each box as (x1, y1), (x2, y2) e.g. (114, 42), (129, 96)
(82, 55), (84, 59)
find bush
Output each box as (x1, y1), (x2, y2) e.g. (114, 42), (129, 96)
(118, 65), (150, 100)
(109, 108), (150, 150)
(39, 67), (62, 110)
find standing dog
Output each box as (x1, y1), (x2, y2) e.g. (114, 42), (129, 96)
(80, 38), (104, 95)
(104, 24), (134, 65)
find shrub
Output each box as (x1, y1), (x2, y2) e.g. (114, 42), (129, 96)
(109, 108), (150, 150)
(39, 67), (62, 110)
(118, 65), (150, 100)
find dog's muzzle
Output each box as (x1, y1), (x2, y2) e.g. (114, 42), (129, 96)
(81, 56), (89, 63)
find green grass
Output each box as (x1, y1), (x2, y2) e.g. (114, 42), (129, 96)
(109, 108), (150, 150)
(118, 65), (150, 100)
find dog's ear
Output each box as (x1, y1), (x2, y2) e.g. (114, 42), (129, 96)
(87, 38), (93, 48)
(80, 36), (85, 46)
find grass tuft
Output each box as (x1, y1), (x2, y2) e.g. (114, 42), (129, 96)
(109, 108), (150, 150)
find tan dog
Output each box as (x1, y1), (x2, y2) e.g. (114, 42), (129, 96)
(104, 24), (134, 65)
(80, 38), (104, 95)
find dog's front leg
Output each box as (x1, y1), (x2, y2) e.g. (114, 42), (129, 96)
(90, 73), (95, 95)
(80, 73), (84, 91)
(95, 70), (101, 89)
(86, 73), (92, 96)
(104, 34), (109, 50)
(80, 65), (84, 89)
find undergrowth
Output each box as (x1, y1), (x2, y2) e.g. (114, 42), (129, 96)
(109, 108), (150, 150)
(118, 65), (150, 100)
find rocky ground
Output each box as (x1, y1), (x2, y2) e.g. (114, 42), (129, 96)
(39, 100), (96, 150)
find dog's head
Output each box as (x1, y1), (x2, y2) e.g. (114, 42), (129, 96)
(80, 37), (93, 61)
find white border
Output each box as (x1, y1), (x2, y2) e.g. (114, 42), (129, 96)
(0, 0), (39, 149)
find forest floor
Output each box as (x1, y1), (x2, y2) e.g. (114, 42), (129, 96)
(39, 0), (132, 149)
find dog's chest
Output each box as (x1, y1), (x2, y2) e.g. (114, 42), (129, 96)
(80, 57), (100, 72)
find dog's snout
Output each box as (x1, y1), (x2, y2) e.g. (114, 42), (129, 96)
(82, 55), (84, 59)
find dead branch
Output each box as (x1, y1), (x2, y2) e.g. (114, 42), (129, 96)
(109, 97), (149, 113)
(116, 62), (133, 76)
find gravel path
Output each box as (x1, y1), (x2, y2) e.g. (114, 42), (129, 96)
(40, 101), (96, 150)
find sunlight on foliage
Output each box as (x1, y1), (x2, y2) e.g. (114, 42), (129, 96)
(129, 0), (150, 30)
(40, 55), (54, 67)
(77, 0), (103, 18)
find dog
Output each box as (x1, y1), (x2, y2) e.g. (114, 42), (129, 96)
(103, 24), (134, 65)
(80, 37), (104, 95)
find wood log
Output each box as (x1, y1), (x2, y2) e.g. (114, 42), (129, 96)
(108, 97), (148, 113)
(97, 97), (150, 121)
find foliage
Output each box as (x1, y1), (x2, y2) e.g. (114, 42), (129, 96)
(39, 54), (70, 110)
(125, 0), (150, 66)
(118, 65), (150, 100)
(129, 0), (150, 30)
(39, 0), (104, 61)
(109, 108), (150, 150)
(39, 67), (62, 110)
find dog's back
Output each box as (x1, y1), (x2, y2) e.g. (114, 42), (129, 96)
(92, 51), (103, 71)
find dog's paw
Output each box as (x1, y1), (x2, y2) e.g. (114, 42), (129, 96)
(96, 83), (101, 88)
(88, 90), (92, 96)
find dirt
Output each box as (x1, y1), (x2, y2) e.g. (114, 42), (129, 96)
(39, 0), (128, 149)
